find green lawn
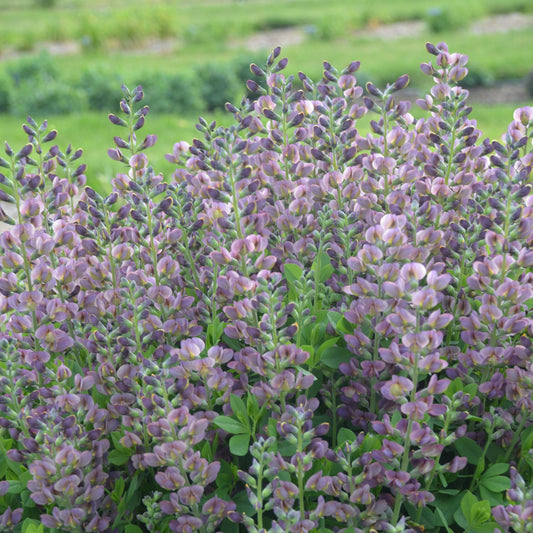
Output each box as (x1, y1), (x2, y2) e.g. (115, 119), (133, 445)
(0, 102), (522, 195)
(0, 0), (531, 195)
(1, 0), (532, 89)
(1, 0), (531, 53)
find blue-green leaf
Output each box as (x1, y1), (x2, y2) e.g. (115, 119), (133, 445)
(125, 526), (144, 533)
(454, 437), (483, 465)
(284, 263), (304, 284)
(230, 394), (250, 429)
(480, 475), (510, 493)
(482, 463), (509, 477)
(213, 415), (248, 435)
(21, 519), (44, 533)
(229, 433), (250, 456)
(316, 336), (339, 357)
(108, 448), (132, 466)
(311, 251), (334, 283)
(320, 346), (353, 369)
(337, 428), (356, 447)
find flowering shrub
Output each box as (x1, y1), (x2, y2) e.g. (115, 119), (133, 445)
(0, 41), (532, 533)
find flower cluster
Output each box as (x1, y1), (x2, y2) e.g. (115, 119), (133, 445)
(0, 42), (532, 533)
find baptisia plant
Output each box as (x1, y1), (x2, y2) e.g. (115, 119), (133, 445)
(0, 42), (532, 533)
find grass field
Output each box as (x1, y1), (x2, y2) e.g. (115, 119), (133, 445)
(0, 101), (523, 194)
(0, 0), (532, 194)
(1, 0), (533, 88)
(1, 0), (532, 54)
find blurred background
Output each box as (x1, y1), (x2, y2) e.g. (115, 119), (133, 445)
(0, 0), (532, 192)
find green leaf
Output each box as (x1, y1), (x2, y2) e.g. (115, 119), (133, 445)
(445, 377), (463, 398)
(320, 346), (353, 369)
(454, 437), (484, 465)
(471, 522), (502, 533)
(391, 409), (402, 427)
(229, 433), (250, 456)
(125, 526), (144, 533)
(337, 428), (357, 447)
(521, 425), (533, 454)
(461, 491), (477, 519)
(221, 334), (243, 351)
(437, 488), (460, 496)
(327, 311), (343, 329)
(267, 417), (277, 439)
(463, 382), (478, 398)
(213, 415), (248, 435)
(310, 320), (327, 346)
(480, 475), (510, 493)
(111, 476), (125, 503)
(470, 499), (491, 524)
(200, 440), (214, 462)
(301, 344), (317, 366)
(284, 263), (304, 284)
(479, 485), (503, 507)
(21, 519), (44, 533)
(482, 463), (509, 477)
(316, 336), (339, 358)
(435, 506), (455, 533)
(91, 388), (109, 409)
(361, 434), (382, 453)
(333, 315), (354, 336)
(216, 460), (236, 491)
(123, 473), (142, 508)
(7, 479), (25, 495)
(247, 394), (259, 422)
(311, 251), (334, 283)
(207, 317), (225, 348)
(233, 488), (256, 517)
(230, 394), (250, 429)
(108, 448), (132, 466)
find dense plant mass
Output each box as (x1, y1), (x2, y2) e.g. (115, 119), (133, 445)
(0, 42), (532, 533)
(0, 52), (264, 117)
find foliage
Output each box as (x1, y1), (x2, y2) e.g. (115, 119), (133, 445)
(460, 63), (494, 89)
(4, 52), (89, 117)
(526, 67), (533, 98)
(133, 72), (204, 116)
(196, 63), (240, 112)
(11, 82), (88, 117)
(425, 8), (461, 33)
(0, 42), (532, 533)
(75, 68), (122, 112)
(0, 72), (12, 114)
(5, 52), (58, 88)
(34, 0), (55, 7)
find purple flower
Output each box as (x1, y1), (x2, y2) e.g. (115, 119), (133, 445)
(34, 324), (74, 352)
(381, 375), (414, 401)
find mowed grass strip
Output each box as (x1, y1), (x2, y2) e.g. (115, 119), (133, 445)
(0, 0), (531, 51)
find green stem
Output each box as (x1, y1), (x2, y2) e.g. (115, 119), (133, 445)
(504, 411), (528, 464)
(313, 239), (323, 314)
(469, 433), (492, 492)
(443, 90), (459, 188)
(370, 278), (383, 416)
(392, 317), (421, 525)
(228, 163), (244, 240)
(145, 206), (160, 287)
(416, 408), (453, 522)
(257, 466), (264, 531)
(444, 250), (467, 347)
(297, 420), (305, 521)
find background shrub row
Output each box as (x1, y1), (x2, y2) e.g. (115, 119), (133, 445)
(0, 49), (505, 119)
(0, 52), (265, 117)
